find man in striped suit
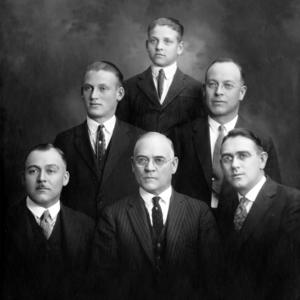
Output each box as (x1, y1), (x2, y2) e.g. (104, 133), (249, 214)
(90, 132), (222, 300)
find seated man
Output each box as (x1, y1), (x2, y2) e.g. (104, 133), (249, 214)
(219, 128), (300, 300)
(90, 132), (223, 300)
(3, 144), (95, 300)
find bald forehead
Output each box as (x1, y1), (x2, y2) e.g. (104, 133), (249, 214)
(134, 133), (174, 157)
(26, 149), (67, 168)
(207, 62), (243, 82)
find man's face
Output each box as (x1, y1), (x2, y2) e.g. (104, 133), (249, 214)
(24, 149), (70, 208)
(146, 25), (183, 67)
(221, 136), (268, 195)
(132, 134), (178, 195)
(204, 62), (247, 122)
(82, 70), (124, 123)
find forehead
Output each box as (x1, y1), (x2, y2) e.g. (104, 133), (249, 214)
(207, 62), (242, 82)
(83, 70), (118, 86)
(135, 135), (173, 157)
(26, 149), (65, 167)
(222, 136), (258, 153)
(149, 25), (179, 39)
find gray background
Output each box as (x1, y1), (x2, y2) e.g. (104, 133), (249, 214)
(1, 0), (300, 205)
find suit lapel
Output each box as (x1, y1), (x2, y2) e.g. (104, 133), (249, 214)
(101, 120), (130, 185)
(165, 191), (186, 264)
(236, 179), (277, 249)
(74, 122), (99, 179)
(137, 68), (160, 107)
(192, 118), (212, 186)
(127, 195), (154, 265)
(161, 69), (185, 108)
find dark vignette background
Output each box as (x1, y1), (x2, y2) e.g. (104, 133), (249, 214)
(1, 0), (300, 210)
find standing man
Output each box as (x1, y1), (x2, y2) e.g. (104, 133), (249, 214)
(219, 128), (300, 300)
(3, 144), (95, 300)
(172, 58), (281, 209)
(116, 17), (204, 135)
(54, 61), (143, 220)
(90, 132), (222, 300)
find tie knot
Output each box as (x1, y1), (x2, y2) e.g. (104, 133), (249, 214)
(41, 210), (51, 223)
(152, 196), (160, 207)
(239, 196), (249, 206)
(218, 125), (226, 134)
(158, 69), (165, 78)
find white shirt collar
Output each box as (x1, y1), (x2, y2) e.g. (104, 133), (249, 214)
(26, 196), (61, 219)
(238, 175), (267, 202)
(139, 185), (172, 209)
(86, 115), (116, 136)
(208, 115), (238, 133)
(151, 62), (177, 80)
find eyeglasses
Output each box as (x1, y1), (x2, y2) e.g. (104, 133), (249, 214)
(206, 81), (241, 91)
(133, 156), (172, 167)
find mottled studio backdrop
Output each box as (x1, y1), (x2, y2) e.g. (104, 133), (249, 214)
(1, 0), (300, 207)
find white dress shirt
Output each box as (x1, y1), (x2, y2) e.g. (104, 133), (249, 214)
(26, 196), (60, 227)
(209, 115), (238, 208)
(87, 115), (116, 153)
(139, 186), (172, 225)
(151, 62), (177, 104)
(238, 175), (267, 213)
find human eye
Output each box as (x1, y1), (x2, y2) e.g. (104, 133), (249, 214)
(206, 81), (218, 89)
(223, 82), (235, 90)
(27, 167), (38, 175)
(164, 38), (173, 44)
(238, 152), (251, 160)
(149, 38), (157, 45)
(99, 85), (108, 92)
(136, 156), (148, 166)
(221, 155), (232, 164)
(46, 166), (59, 174)
(82, 85), (93, 92)
(154, 157), (166, 166)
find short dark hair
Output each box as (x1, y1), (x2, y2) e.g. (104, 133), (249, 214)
(83, 60), (124, 86)
(24, 143), (67, 168)
(222, 128), (265, 153)
(205, 57), (246, 84)
(147, 17), (184, 41)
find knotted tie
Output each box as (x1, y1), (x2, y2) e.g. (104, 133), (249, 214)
(212, 125), (226, 194)
(40, 210), (53, 239)
(152, 196), (163, 237)
(157, 69), (165, 101)
(233, 197), (250, 231)
(95, 124), (106, 169)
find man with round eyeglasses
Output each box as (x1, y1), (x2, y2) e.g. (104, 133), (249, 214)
(90, 132), (223, 300)
(171, 57), (281, 213)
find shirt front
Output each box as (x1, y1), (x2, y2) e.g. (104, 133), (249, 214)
(87, 115), (116, 152)
(208, 115), (238, 160)
(26, 196), (60, 228)
(238, 175), (267, 213)
(209, 115), (238, 208)
(139, 186), (172, 225)
(151, 62), (177, 104)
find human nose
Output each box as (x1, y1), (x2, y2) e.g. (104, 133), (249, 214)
(37, 170), (46, 182)
(155, 40), (163, 50)
(231, 155), (240, 169)
(215, 83), (224, 95)
(91, 87), (100, 99)
(145, 159), (156, 171)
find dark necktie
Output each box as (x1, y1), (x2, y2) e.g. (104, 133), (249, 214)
(157, 69), (165, 101)
(233, 197), (250, 231)
(95, 124), (106, 169)
(212, 125), (226, 194)
(40, 210), (53, 239)
(152, 196), (163, 237)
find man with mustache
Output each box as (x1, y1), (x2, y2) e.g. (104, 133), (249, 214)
(3, 144), (94, 300)
(116, 17), (204, 136)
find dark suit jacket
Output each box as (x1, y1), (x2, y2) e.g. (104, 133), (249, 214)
(116, 67), (204, 135)
(3, 201), (95, 300)
(171, 115), (281, 207)
(90, 190), (223, 300)
(218, 178), (300, 300)
(54, 119), (143, 219)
